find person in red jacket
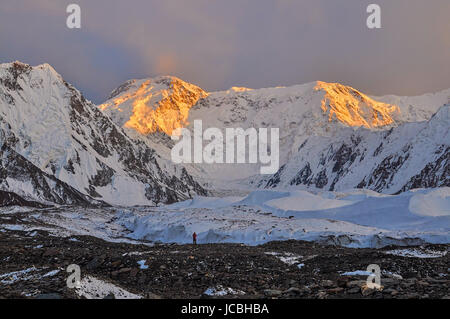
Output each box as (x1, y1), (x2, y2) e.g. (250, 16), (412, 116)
(193, 232), (197, 245)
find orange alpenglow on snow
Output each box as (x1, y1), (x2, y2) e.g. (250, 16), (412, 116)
(99, 77), (400, 137)
(315, 81), (400, 128)
(99, 77), (208, 135)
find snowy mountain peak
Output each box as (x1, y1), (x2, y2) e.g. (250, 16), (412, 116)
(0, 62), (206, 206)
(0, 61), (31, 70)
(0, 61), (60, 80)
(100, 77), (404, 144)
(100, 76), (208, 135)
(314, 81), (400, 129)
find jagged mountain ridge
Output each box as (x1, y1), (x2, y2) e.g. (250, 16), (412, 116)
(0, 190), (48, 208)
(263, 104), (449, 193)
(100, 75), (449, 194)
(0, 62), (206, 206)
(0, 142), (98, 206)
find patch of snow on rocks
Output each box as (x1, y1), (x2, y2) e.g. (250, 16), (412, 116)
(203, 285), (245, 296)
(385, 248), (447, 258)
(76, 276), (142, 299)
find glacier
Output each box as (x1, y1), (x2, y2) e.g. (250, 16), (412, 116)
(115, 188), (450, 248)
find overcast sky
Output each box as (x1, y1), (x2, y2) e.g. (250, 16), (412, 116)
(1, 0), (449, 103)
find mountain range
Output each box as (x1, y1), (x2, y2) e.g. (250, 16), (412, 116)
(0, 62), (205, 206)
(100, 73), (449, 195)
(0, 61), (448, 206)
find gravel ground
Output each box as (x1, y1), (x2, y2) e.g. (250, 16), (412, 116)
(0, 225), (448, 299)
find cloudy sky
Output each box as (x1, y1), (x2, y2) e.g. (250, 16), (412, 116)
(1, 0), (449, 103)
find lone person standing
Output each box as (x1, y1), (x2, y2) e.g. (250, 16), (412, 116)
(193, 232), (197, 245)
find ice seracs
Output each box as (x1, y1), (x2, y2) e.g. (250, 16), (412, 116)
(116, 188), (450, 248)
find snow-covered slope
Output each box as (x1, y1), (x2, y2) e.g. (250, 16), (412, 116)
(100, 76), (449, 194)
(99, 76), (207, 136)
(0, 143), (96, 206)
(263, 104), (449, 193)
(375, 88), (450, 122)
(0, 62), (206, 206)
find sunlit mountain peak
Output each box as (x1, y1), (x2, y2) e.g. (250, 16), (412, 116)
(99, 76), (208, 135)
(99, 77), (403, 139)
(314, 81), (400, 128)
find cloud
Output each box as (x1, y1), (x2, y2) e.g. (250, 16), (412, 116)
(0, 0), (449, 103)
